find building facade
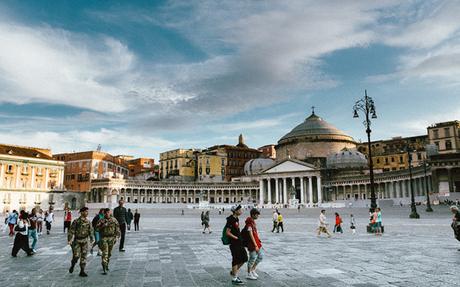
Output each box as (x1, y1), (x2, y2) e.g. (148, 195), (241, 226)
(53, 151), (129, 192)
(427, 121), (460, 154)
(159, 149), (197, 181)
(197, 149), (226, 182)
(258, 144), (276, 159)
(357, 135), (428, 172)
(0, 144), (65, 212)
(127, 158), (157, 178)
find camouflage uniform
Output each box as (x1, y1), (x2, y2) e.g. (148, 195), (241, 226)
(96, 216), (120, 271)
(68, 217), (94, 271)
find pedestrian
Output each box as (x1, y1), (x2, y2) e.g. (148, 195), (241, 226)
(333, 212), (343, 233)
(202, 210), (211, 234)
(350, 214), (356, 234)
(126, 208), (133, 231)
(182, 209), (185, 216)
(244, 208), (263, 281)
(450, 206), (460, 251)
(28, 208), (39, 252)
(68, 207), (94, 277)
(134, 209), (140, 231)
(317, 210), (332, 238)
(277, 212), (284, 233)
(63, 207), (72, 233)
(7, 210), (18, 236)
(113, 199), (129, 252)
(12, 211), (34, 257)
(297, 205), (300, 213)
(201, 211), (205, 227)
(97, 208), (120, 275)
(91, 209), (104, 256)
(375, 208), (382, 236)
(271, 210), (278, 232)
(44, 209), (54, 235)
(225, 204), (248, 285)
(37, 209), (44, 235)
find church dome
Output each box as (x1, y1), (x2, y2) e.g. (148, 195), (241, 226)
(244, 158), (275, 175)
(276, 111), (357, 161)
(279, 113), (354, 143)
(327, 148), (368, 169)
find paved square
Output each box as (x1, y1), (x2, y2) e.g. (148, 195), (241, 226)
(1, 206), (458, 287)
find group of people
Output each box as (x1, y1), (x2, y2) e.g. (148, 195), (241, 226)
(223, 205), (264, 285)
(3, 208), (56, 256)
(271, 209), (284, 233)
(317, 209), (381, 237)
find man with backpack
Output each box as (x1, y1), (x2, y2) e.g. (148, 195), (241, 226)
(222, 205), (247, 285)
(242, 208), (263, 280)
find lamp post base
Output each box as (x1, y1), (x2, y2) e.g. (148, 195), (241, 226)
(409, 211), (420, 219)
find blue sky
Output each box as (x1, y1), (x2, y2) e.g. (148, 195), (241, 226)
(0, 0), (459, 160)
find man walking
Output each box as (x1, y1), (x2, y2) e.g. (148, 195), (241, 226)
(97, 208), (120, 275)
(28, 208), (39, 252)
(271, 210), (278, 232)
(113, 199), (129, 251)
(317, 210), (331, 238)
(226, 204), (248, 285)
(68, 207), (93, 277)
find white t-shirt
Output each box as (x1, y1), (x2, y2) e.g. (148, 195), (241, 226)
(45, 213), (54, 223)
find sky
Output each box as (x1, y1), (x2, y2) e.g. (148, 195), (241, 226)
(0, 0), (459, 160)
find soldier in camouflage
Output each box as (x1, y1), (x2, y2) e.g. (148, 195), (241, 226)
(96, 208), (120, 275)
(68, 207), (94, 277)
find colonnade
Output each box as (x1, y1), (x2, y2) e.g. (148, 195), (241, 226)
(258, 175), (322, 206)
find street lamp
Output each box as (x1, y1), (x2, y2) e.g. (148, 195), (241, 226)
(405, 146), (420, 219)
(423, 160), (433, 212)
(353, 90), (378, 212)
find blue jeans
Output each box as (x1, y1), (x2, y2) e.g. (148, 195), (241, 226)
(29, 229), (38, 250)
(248, 249), (264, 270)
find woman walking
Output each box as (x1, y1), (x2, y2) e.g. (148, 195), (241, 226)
(12, 211), (34, 257)
(134, 209), (140, 231)
(350, 214), (356, 234)
(37, 209), (44, 235)
(276, 212), (284, 233)
(333, 213), (343, 233)
(126, 209), (134, 231)
(44, 209), (54, 235)
(7, 210), (18, 236)
(202, 210), (211, 234)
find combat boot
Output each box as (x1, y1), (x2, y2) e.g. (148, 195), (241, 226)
(69, 259), (77, 273)
(79, 269), (88, 277)
(102, 264), (107, 275)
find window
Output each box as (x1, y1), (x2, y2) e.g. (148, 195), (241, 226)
(385, 158), (389, 164)
(435, 141), (440, 149)
(7, 165), (13, 173)
(417, 153), (422, 160)
(444, 127), (451, 137)
(433, 129), (439, 139)
(376, 158), (380, 164)
(391, 157), (395, 163)
(399, 156), (403, 164)
(446, 140), (452, 150)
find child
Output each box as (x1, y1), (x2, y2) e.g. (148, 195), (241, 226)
(350, 214), (356, 234)
(226, 205), (247, 285)
(244, 208), (263, 280)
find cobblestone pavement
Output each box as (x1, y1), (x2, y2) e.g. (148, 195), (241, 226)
(1, 206), (459, 287)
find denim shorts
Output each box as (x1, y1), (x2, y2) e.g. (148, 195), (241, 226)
(248, 249), (264, 268)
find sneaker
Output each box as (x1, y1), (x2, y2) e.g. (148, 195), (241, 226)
(252, 271), (259, 278)
(232, 277), (244, 285)
(32, 249), (37, 253)
(246, 273), (257, 280)
(119, 249), (125, 252)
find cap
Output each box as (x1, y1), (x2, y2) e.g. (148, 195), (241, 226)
(231, 204), (242, 212)
(79, 207), (89, 212)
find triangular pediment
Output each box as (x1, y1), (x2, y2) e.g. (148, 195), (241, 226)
(262, 159), (316, 174)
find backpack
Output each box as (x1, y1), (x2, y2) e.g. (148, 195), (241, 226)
(221, 225), (230, 245)
(241, 226), (249, 247)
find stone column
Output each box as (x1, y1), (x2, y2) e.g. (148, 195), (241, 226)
(30, 166), (35, 189)
(267, 179), (272, 204)
(0, 164), (4, 188)
(300, 177), (304, 204)
(45, 168), (50, 190)
(308, 176), (313, 206)
(283, 178), (287, 204)
(15, 165), (21, 189)
(59, 168), (64, 189)
(259, 179), (264, 205)
(275, 178), (279, 203)
(317, 176), (322, 204)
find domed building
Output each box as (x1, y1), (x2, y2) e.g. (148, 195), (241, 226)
(276, 111), (356, 162)
(327, 148), (368, 170)
(244, 158), (275, 176)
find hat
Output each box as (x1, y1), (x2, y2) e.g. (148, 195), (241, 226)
(250, 208), (260, 216)
(79, 207), (89, 212)
(231, 204), (242, 212)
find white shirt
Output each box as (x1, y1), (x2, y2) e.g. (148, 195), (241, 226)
(272, 212), (278, 222)
(318, 213), (327, 227)
(45, 212), (54, 223)
(17, 220), (29, 236)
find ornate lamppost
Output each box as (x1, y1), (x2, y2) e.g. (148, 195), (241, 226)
(406, 146), (420, 219)
(423, 160), (433, 212)
(353, 90), (378, 212)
